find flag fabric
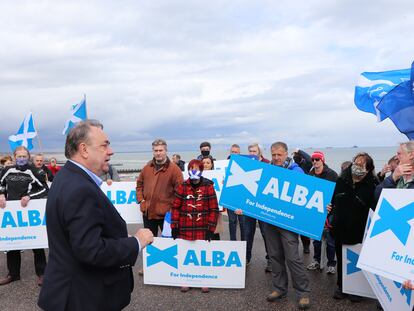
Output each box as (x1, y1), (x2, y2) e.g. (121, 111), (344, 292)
(354, 67), (410, 121)
(62, 96), (87, 135)
(161, 211), (172, 238)
(8, 113), (37, 151)
(377, 62), (414, 139)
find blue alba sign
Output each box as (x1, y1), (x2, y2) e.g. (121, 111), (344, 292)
(219, 155), (336, 240)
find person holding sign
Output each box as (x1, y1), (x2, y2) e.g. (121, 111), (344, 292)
(226, 144), (246, 242)
(263, 142), (311, 310)
(244, 143), (272, 269)
(202, 156), (224, 240)
(331, 152), (377, 301)
(0, 146), (48, 286)
(306, 151), (338, 274)
(376, 142), (414, 294)
(171, 159), (219, 293)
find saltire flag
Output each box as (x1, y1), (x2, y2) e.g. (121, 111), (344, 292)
(354, 67), (410, 120)
(377, 61), (414, 139)
(8, 113), (37, 151)
(161, 211), (172, 238)
(62, 96), (87, 135)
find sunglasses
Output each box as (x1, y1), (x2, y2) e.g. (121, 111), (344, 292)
(311, 158), (321, 162)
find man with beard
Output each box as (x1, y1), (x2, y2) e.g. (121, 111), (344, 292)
(136, 139), (183, 237)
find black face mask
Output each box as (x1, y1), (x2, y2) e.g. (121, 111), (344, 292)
(201, 150), (210, 157)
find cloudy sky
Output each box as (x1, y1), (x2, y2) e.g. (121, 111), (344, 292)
(0, 0), (413, 153)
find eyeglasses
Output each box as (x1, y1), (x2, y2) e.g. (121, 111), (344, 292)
(89, 142), (111, 151)
(311, 158), (321, 162)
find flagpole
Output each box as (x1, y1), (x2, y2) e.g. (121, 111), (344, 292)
(32, 111), (43, 153)
(84, 94), (88, 119)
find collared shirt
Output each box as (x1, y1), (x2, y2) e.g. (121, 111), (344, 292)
(69, 160), (103, 187)
(397, 176), (414, 189)
(69, 160), (142, 251)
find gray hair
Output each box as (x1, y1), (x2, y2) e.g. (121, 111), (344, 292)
(65, 120), (103, 159)
(13, 146), (30, 158)
(152, 138), (167, 149)
(248, 143), (263, 156)
(401, 141), (414, 153)
(270, 141), (288, 152)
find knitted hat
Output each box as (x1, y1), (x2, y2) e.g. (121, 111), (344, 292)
(311, 151), (325, 163)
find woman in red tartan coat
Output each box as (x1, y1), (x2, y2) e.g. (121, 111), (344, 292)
(171, 159), (219, 293)
(171, 159), (219, 241)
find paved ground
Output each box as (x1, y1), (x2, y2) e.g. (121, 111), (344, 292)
(0, 221), (378, 311)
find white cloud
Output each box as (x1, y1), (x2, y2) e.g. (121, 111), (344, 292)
(0, 0), (412, 153)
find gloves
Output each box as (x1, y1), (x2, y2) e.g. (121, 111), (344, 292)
(172, 228), (179, 240)
(205, 231), (214, 242)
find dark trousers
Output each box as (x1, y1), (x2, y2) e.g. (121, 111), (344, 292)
(143, 215), (164, 237)
(244, 216), (268, 262)
(335, 239), (343, 289)
(7, 249), (46, 277)
(313, 230), (336, 266)
(227, 209), (245, 241)
(300, 235), (310, 250)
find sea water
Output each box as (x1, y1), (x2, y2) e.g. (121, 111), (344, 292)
(43, 145), (398, 175)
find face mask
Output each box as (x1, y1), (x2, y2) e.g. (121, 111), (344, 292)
(16, 158), (28, 167)
(351, 164), (367, 177)
(201, 150), (210, 157)
(189, 169), (202, 180)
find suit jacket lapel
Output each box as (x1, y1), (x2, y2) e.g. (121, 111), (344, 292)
(64, 161), (126, 223)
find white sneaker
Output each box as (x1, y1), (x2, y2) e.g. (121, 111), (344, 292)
(306, 261), (320, 270)
(327, 266), (336, 274)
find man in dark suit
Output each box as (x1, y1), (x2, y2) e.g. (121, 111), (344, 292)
(38, 120), (153, 311)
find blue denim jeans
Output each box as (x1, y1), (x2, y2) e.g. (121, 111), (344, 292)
(227, 209), (245, 241)
(313, 229), (336, 267)
(243, 216), (268, 262)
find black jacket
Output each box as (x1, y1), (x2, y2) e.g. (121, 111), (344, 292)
(36, 164), (54, 183)
(331, 166), (377, 245)
(309, 164), (338, 182)
(38, 161), (139, 311)
(0, 164), (48, 200)
(175, 160), (186, 171)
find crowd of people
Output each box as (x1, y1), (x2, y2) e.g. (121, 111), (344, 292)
(136, 138), (414, 310)
(0, 122), (413, 310)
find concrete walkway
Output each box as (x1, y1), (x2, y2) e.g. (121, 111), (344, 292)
(0, 222), (378, 310)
